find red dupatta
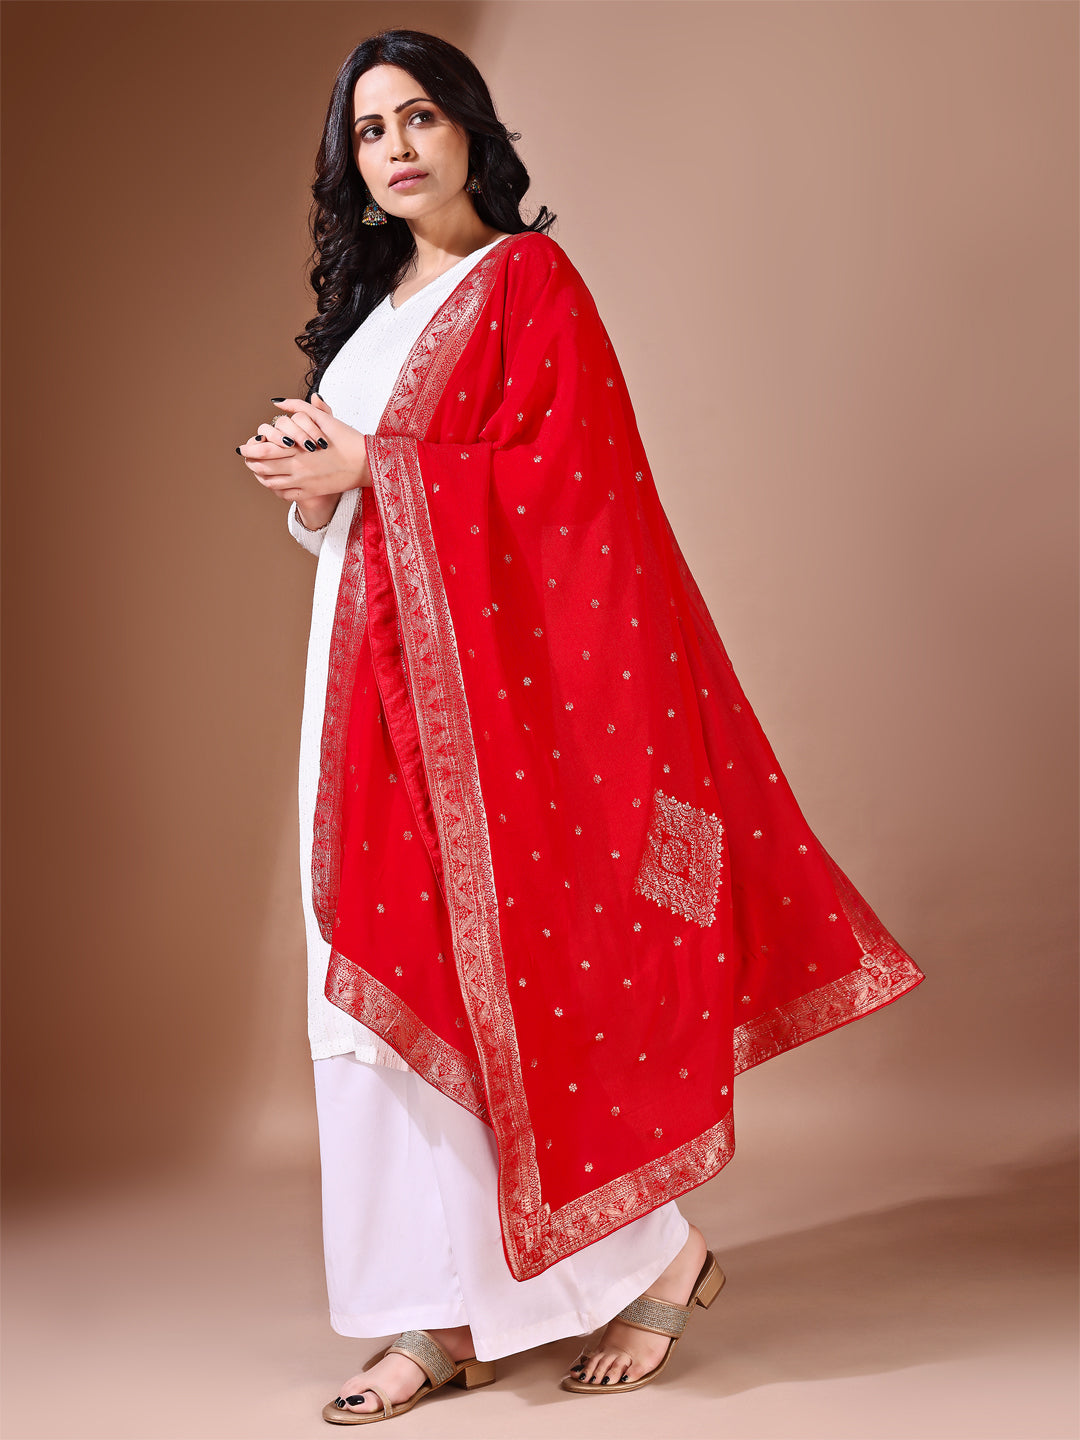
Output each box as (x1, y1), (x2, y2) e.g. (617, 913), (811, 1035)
(314, 231), (925, 1281)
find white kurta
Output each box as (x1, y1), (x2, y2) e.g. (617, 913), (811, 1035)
(289, 236), (507, 1067)
(290, 239), (690, 1346)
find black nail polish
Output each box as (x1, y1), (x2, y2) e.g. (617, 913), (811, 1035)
(317, 438), (328, 448)
(334, 1398), (345, 1407)
(281, 436), (295, 446)
(304, 440), (317, 451)
(345, 1395), (364, 1405)
(270, 396), (285, 403)
(601, 1375), (610, 1385)
(619, 1374), (629, 1382)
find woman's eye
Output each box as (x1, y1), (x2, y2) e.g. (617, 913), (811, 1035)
(358, 110), (434, 143)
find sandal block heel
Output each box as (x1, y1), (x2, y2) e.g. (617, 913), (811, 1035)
(453, 1359), (497, 1389)
(695, 1260), (726, 1309)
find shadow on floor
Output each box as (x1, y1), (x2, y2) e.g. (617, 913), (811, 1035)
(499, 1144), (1078, 1406)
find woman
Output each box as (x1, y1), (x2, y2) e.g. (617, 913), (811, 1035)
(237, 28), (925, 1425)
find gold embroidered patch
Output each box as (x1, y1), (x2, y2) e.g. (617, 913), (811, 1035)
(633, 789), (724, 927)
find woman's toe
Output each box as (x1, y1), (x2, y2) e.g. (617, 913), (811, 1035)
(599, 1356), (620, 1381)
(609, 1356), (631, 1383)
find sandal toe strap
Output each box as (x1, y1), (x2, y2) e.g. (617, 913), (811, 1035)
(385, 1330), (457, 1388)
(614, 1294), (692, 1338)
(358, 1382), (393, 1419)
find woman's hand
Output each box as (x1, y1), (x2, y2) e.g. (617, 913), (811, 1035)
(236, 394), (372, 528)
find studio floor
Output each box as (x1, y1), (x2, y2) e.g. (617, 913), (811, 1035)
(3, 1123), (1076, 1440)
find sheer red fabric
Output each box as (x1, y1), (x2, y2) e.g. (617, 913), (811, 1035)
(314, 231), (925, 1280)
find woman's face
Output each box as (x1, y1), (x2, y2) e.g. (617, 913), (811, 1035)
(351, 64), (471, 222)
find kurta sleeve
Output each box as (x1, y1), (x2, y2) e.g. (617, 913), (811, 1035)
(287, 499), (332, 557)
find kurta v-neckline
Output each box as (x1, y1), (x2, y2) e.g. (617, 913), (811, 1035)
(388, 234), (512, 312)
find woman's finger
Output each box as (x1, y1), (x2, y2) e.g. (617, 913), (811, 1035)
(272, 412), (324, 451)
(253, 421), (294, 448)
(239, 445), (296, 478)
(247, 467), (294, 488)
(261, 470), (314, 494)
(237, 433), (284, 457)
(273, 397), (339, 441)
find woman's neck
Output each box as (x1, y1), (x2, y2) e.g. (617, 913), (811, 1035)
(404, 208), (508, 283)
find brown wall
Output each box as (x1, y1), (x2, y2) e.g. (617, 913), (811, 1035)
(3, 1), (1076, 1198)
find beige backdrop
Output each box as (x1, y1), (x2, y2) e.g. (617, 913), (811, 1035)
(2, 4), (1076, 1438)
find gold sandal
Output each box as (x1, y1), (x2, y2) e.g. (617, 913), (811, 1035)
(322, 1329), (496, 1425)
(561, 1251), (725, 1394)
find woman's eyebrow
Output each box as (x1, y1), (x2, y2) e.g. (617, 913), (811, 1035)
(353, 97), (433, 128)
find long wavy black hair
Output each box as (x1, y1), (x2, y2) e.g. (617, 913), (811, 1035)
(295, 28), (556, 397)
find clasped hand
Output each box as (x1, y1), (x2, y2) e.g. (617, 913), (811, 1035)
(236, 395), (371, 508)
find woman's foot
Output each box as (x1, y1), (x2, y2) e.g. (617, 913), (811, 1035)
(333, 1325), (475, 1415)
(567, 1223), (709, 1386)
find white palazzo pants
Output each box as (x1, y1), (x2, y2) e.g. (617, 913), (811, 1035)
(313, 1053), (690, 1362)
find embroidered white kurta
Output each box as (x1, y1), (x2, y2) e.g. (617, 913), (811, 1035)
(289, 237), (507, 1065)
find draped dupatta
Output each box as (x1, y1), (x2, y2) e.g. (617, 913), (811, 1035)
(313, 231), (925, 1281)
